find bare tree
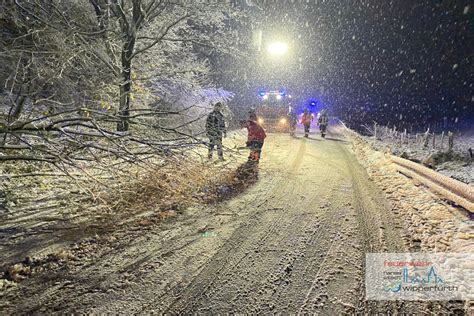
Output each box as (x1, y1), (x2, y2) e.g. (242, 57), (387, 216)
(0, 0), (245, 169)
(86, 0), (242, 131)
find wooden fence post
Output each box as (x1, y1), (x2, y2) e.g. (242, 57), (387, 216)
(448, 132), (454, 152)
(423, 128), (430, 148)
(440, 131), (445, 151)
(373, 122), (377, 146)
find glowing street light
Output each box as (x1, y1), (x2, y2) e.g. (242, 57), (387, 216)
(276, 95), (282, 100)
(267, 41), (288, 56)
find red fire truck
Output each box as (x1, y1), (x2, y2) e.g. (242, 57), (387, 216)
(256, 90), (292, 133)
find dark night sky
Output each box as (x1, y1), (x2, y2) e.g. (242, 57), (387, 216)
(220, 0), (473, 130)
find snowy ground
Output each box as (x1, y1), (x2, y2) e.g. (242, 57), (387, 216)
(436, 132), (474, 185)
(0, 130), (251, 268)
(0, 125), (471, 314)
(362, 128), (474, 185)
(339, 125), (473, 251)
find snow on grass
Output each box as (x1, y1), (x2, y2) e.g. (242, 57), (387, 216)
(0, 129), (253, 289)
(337, 125), (473, 256)
(361, 127), (473, 185)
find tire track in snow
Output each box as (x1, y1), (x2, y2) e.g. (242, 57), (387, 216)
(143, 137), (308, 313)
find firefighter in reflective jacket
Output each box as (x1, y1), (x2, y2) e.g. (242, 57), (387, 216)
(288, 109), (298, 136)
(301, 108), (313, 137)
(318, 108), (329, 138)
(205, 102), (226, 160)
(241, 109), (266, 162)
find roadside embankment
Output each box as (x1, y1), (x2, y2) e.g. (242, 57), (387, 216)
(333, 125), (473, 256)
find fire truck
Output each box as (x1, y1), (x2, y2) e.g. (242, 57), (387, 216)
(256, 89), (292, 133)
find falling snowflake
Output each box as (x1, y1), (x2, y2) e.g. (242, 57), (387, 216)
(463, 5), (470, 15)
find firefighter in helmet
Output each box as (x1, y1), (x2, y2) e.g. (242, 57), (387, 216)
(288, 108), (298, 136)
(241, 109), (266, 163)
(301, 108), (313, 137)
(205, 102), (226, 160)
(318, 108), (329, 138)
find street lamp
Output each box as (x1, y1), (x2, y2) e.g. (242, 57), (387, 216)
(267, 41), (288, 56)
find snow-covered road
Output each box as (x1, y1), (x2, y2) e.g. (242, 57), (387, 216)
(2, 127), (467, 314)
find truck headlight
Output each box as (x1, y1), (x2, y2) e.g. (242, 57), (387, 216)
(258, 118), (264, 124)
(280, 118), (287, 124)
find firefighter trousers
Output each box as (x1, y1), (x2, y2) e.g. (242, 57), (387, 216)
(208, 135), (223, 158)
(248, 141), (264, 162)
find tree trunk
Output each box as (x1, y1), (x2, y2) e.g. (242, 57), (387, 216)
(115, 0), (141, 132)
(117, 39), (135, 132)
(117, 64), (131, 132)
(10, 95), (26, 121)
(8, 54), (33, 122)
